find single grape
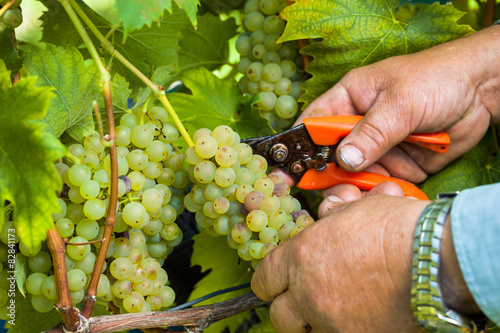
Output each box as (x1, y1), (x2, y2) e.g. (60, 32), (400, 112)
(259, 0), (279, 15)
(194, 161), (216, 184)
(110, 257), (133, 280)
(67, 269), (87, 291)
(158, 123), (179, 144)
(159, 286), (176, 307)
(112, 279), (133, 299)
(249, 241), (265, 259)
(31, 294), (54, 313)
(123, 291), (145, 313)
(246, 210), (268, 232)
(257, 92), (277, 111)
(244, 11), (265, 32)
(96, 274), (110, 297)
(28, 251), (52, 273)
(278, 221), (296, 240)
(252, 44), (267, 60)
(122, 202), (149, 229)
(246, 62), (264, 82)
(83, 199), (106, 220)
(250, 29), (266, 46)
(75, 251), (96, 274)
(235, 34), (251, 55)
(263, 15), (285, 35)
(263, 51), (281, 64)
(195, 135), (218, 159)
(116, 126), (132, 146)
(42, 275), (57, 300)
(19, 241), (41, 257)
(26, 273), (48, 295)
(66, 237), (90, 261)
(235, 143), (253, 164)
(131, 124), (154, 148)
(84, 132), (105, 153)
(114, 237), (133, 258)
(237, 240), (255, 261)
(264, 34), (281, 52)
(231, 223), (253, 243)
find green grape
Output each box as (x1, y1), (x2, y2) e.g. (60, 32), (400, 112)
(156, 167), (175, 187)
(147, 241), (167, 258)
(127, 171), (145, 191)
(278, 221), (296, 240)
(131, 124), (154, 148)
(263, 51), (281, 64)
(128, 264), (147, 284)
(31, 294), (55, 313)
(70, 288), (85, 304)
(163, 151), (184, 171)
(173, 170), (189, 189)
(117, 146), (130, 158)
(254, 177), (274, 195)
(249, 240), (265, 259)
(231, 222), (252, 243)
(114, 237), (133, 258)
(147, 295), (163, 311)
(123, 291), (145, 313)
(143, 161), (162, 179)
(142, 258), (162, 280)
(84, 132), (105, 153)
(202, 201), (219, 219)
(110, 257), (133, 280)
(194, 161), (216, 184)
(244, 0), (259, 13)
(290, 225), (304, 238)
(146, 140), (167, 162)
(141, 188), (163, 212)
(2, 8), (22, 28)
(95, 274), (110, 298)
(19, 240), (41, 257)
(279, 195), (296, 213)
(215, 146), (237, 168)
(236, 184), (254, 203)
(67, 268), (87, 291)
(122, 202), (149, 229)
(55, 162), (69, 179)
(67, 144), (85, 160)
(65, 254), (76, 270)
(154, 184), (172, 206)
(262, 63), (282, 83)
(235, 144), (253, 165)
(246, 210), (268, 232)
(184, 192), (202, 213)
(165, 231), (182, 247)
(259, 0), (279, 15)
(28, 251), (52, 273)
(235, 34), (251, 55)
(159, 286), (176, 307)
(273, 182), (290, 197)
(66, 237), (90, 261)
(261, 242), (278, 257)
(246, 62), (264, 82)
(259, 195), (280, 216)
(238, 76), (249, 93)
(127, 149), (149, 171)
(237, 240), (255, 261)
(259, 227), (279, 243)
(244, 11), (265, 32)
(203, 183), (223, 202)
(235, 167), (256, 186)
(222, 184), (239, 201)
(120, 113), (139, 128)
(158, 123), (179, 144)
(75, 251), (96, 274)
(227, 201), (242, 217)
(116, 126), (132, 146)
(190, 185), (206, 205)
(214, 167), (236, 188)
(160, 223), (181, 241)
(213, 215), (230, 235)
(184, 146), (203, 165)
(104, 153), (130, 176)
(42, 275), (57, 300)
(289, 81), (304, 100)
(83, 199), (106, 220)
(213, 197), (230, 215)
(250, 29), (266, 46)
(252, 44), (267, 60)
(192, 128), (211, 143)
(296, 215), (315, 228)
(274, 77), (292, 96)
(26, 273), (48, 295)
(227, 233), (240, 249)
(52, 197), (67, 220)
(259, 79), (275, 93)
(263, 15), (285, 35)
(159, 205), (177, 225)
(195, 135), (218, 159)
(75, 218), (98, 240)
(169, 195), (185, 216)
(257, 92), (277, 112)
(68, 188), (85, 204)
(81, 150), (100, 169)
(143, 219), (162, 236)
(278, 43), (297, 61)
(93, 169), (110, 188)
(112, 212), (129, 234)
(247, 80), (259, 94)
(246, 155), (268, 174)
(264, 34), (281, 52)
(148, 106), (169, 123)
(112, 279), (133, 299)
(127, 247), (146, 264)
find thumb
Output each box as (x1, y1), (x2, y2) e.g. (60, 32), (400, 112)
(336, 104), (413, 171)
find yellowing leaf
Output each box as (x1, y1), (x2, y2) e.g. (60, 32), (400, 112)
(0, 61), (66, 250)
(22, 44), (101, 142)
(280, 0), (474, 106)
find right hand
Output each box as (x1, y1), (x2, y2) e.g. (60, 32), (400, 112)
(295, 25), (500, 184)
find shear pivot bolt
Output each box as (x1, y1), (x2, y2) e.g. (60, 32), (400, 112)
(270, 144), (288, 163)
(291, 161), (304, 174)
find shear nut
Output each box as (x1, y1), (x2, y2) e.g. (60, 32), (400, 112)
(270, 144), (288, 163)
(291, 161), (305, 174)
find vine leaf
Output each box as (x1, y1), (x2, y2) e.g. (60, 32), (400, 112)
(169, 67), (273, 138)
(421, 132), (491, 199)
(0, 61), (66, 250)
(14, 253), (28, 297)
(0, 25), (23, 76)
(110, 73), (132, 113)
(114, 0), (199, 36)
(280, 0), (474, 106)
(190, 231), (253, 333)
(21, 44), (101, 142)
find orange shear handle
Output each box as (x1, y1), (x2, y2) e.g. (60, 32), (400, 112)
(303, 116), (450, 153)
(298, 164), (429, 200)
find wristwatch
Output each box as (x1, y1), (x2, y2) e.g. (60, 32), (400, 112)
(411, 197), (487, 332)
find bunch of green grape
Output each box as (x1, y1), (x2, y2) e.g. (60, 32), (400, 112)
(0, 0), (23, 31)
(6, 106), (185, 315)
(183, 125), (315, 269)
(236, 0), (305, 130)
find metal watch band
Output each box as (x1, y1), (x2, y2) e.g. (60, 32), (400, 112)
(411, 198), (478, 333)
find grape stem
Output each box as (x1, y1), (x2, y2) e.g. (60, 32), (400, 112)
(0, 0), (16, 19)
(56, 0), (118, 320)
(67, 0), (194, 147)
(46, 227), (80, 331)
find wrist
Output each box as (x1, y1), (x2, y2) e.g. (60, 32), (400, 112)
(439, 214), (481, 314)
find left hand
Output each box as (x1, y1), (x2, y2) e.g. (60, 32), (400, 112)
(251, 192), (430, 333)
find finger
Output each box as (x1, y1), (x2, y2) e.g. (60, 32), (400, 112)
(336, 93), (417, 172)
(251, 240), (291, 301)
(318, 195), (345, 219)
(364, 181), (405, 197)
(269, 292), (311, 333)
(375, 146), (428, 183)
(320, 184), (362, 202)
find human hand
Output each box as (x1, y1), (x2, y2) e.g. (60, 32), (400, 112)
(251, 192), (430, 332)
(296, 25), (500, 184)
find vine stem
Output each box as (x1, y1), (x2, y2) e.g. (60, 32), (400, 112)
(67, 0), (194, 147)
(46, 227), (80, 331)
(56, 0), (117, 320)
(45, 292), (267, 333)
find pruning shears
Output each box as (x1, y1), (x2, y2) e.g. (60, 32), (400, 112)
(241, 116), (450, 200)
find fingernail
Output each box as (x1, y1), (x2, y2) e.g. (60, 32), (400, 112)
(339, 144), (365, 169)
(326, 195), (343, 203)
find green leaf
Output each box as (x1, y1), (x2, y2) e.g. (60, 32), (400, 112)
(14, 253), (28, 297)
(110, 73), (132, 113)
(280, 0), (474, 106)
(421, 133), (491, 199)
(21, 44), (101, 142)
(135, 64), (180, 107)
(190, 231), (253, 333)
(115, 0), (199, 36)
(0, 25), (23, 75)
(0, 61), (66, 250)
(169, 67), (274, 138)
(485, 151), (500, 184)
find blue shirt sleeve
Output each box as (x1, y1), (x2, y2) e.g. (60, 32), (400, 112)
(450, 183), (500, 325)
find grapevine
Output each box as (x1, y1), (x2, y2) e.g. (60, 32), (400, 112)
(1, 0), (499, 332)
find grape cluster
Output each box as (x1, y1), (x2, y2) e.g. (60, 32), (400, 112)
(0, 0), (23, 31)
(12, 106), (184, 314)
(236, 0), (304, 129)
(184, 126), (314, 269)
